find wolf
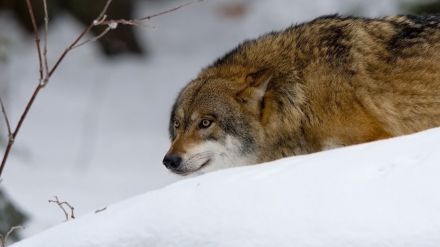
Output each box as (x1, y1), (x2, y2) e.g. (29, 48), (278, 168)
(163, 14), (440, 175)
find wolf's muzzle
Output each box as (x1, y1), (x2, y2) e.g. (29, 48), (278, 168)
(162, 154), (182, 170)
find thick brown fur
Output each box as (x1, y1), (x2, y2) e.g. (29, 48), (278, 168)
(166, 14), (440, 173)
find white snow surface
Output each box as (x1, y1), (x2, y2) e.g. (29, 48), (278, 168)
(11, 128), (440, 247)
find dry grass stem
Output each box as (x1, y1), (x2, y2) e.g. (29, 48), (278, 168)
(0, 96), (12, 139)
(48, 196), (76, 221)
(0, 226), (24, 247)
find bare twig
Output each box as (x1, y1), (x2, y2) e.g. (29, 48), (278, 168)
(0, 84), (42, 176)
(100, 0), (203, 26)
(0, 96), (12, 139)
(97, 0), (113, 21)
(0, 226), (24, 247)
(25, 0), (43, 82)
(41, 0), (49, 86)
(47, 25), (94, 78)
(73, 26), (113, 49)
(138, 0), (202, 21)
(94, 207), (107, 214)
(48, 196), (76, 221)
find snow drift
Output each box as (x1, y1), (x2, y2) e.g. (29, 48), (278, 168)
(12, 128), (440, 246)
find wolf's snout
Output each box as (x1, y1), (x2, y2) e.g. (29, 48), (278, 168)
(162, 154), (182, 169)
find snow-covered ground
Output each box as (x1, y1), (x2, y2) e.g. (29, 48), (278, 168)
(11, 128), (440, 247)
(0, 0), (408, 240)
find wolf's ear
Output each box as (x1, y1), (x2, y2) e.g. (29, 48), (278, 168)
(236, 68), (273, 106)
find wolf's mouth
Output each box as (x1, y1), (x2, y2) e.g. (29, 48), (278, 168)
(196, 159), (211, 171)
(174, 159), (211, 176)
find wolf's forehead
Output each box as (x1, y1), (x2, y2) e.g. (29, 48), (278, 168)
(176, 82), (231, 118)
(181, 80), (228, 102)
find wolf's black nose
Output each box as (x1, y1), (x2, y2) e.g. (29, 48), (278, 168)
(163, 154), (182, 169)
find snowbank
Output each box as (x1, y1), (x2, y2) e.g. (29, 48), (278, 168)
(12, 128), (440, 247)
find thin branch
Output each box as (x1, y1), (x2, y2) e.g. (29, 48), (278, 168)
(48, 196), (76, 221)
(138, 0), (202, 21)
(0, 96), (12, 139)
(47, 26), (92, 78)
(100, 0), (204, 26)
(73, 26), (112, 49)
(25, 0), (43, 82)
(41, 0), (49, 86)
(95, 207), (107, 214)
(0, 84), (42, 175)
(96, 0), (113, 22)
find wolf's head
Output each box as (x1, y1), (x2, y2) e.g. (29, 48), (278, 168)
(163, 68), (273, 175)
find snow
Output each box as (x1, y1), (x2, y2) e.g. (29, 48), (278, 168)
(11, 128), (440, 247)
(0, 0), (415, 241)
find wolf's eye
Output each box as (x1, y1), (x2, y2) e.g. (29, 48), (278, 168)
(173, 120), (180, 129)
(199, 119), (212, 129)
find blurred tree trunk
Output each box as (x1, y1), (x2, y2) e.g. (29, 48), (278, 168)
(403, 0), (440, 14)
